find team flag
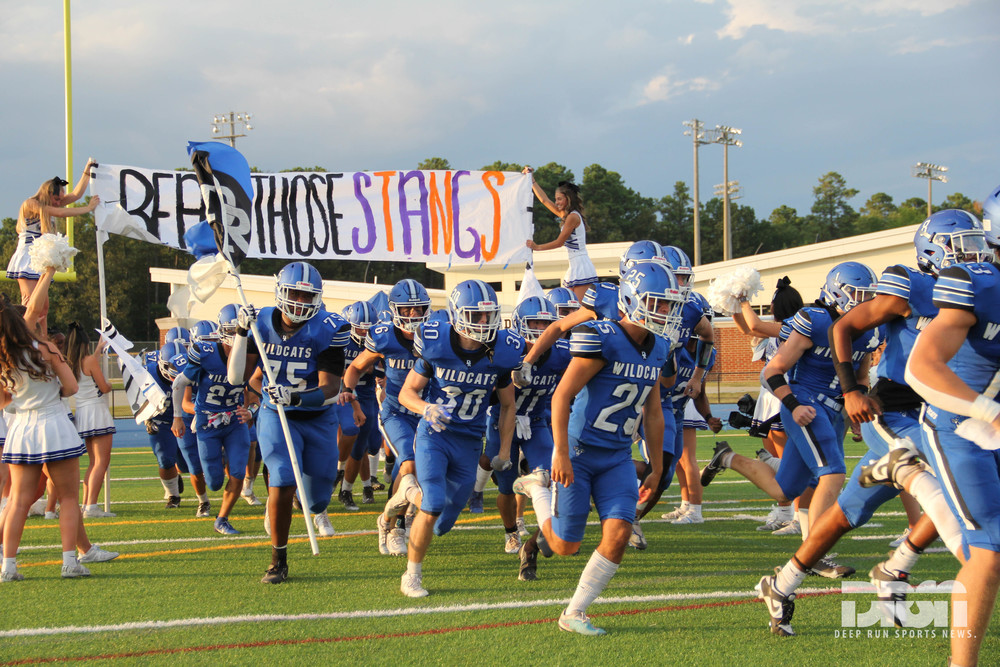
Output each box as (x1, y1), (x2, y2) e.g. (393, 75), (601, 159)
(187, 141), (254, 271)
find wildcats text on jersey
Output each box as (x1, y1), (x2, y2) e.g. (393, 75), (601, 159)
(259, 342), (314, 359)
(435, 367), (498, 386)
(611, 361), (661, 381)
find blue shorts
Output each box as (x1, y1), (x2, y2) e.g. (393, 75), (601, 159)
(552, 440), (637, 544)
(257, 406), (339, 513)
(638, 405), (681, 492)
(196, 418), (251, 491)
(175, 414), (202, 476)
(775, 398), (846, 500)
(413, 422), (482, 536)
(349, 397), (381, 460)
(839, 410), (920, 528)
(148, 420), (181, 470)
(920, 414), (1000, 554)
(336, 401), (360, 437)
(379, 405), (420, 479)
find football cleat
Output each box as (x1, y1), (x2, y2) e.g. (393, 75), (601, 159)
(401, 572), (429, 598)
(0, 568), (24, 582)
(757, 505), (793, 531)
(376, 514), (391, 555)
(165, 496), (181, 509)
(859, 444), (923, 490)
(671, 511), (704, 525)
(558, 610), (607, 636)
(516, 517), (529, 538)
(700, 441), (732, 487)
(385, 475), (418, 520)
(628, 522), (647, 550)
(369, 476), (385, 491)
(241, 491), (263, 506)
(387, 526), (408, 556)
(61, 562), (92, 579)
(756, 570), (796, 636)
(339, 490), (360, 512)
(314, 511), (336, 537)
(772, 519), (801, 536)
(261, 564), (288, 584)
(513, 468), (550, 496)
(870, 563), (909, 628)
(518, 540), (539, 581)
(505, 531), (522, 555)
(78, 545), (119, 564)
(889, 528), (910, 549)
(214, 517), (241, 536)
(468, 490), (485, 513)
(196, 501), (212, 518)
(362, 486), (375, 504)
(661, 506), (686, 521)
(809, 555), (855, 579)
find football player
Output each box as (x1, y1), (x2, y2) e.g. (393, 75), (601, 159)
(336, 301), (380, 508)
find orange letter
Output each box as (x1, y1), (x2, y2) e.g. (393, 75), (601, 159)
(480, 171), (504, 262)
(374, 171), (396, 252)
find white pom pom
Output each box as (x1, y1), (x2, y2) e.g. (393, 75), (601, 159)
(28, 234), (79, 272)
(706, 267), (763, 315)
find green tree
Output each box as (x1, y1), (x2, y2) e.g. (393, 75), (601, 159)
(417, 157), (452, 170)
(941, 192), (975, 213)
(579, 164), (658, 244)
(810, 172), (858, 241)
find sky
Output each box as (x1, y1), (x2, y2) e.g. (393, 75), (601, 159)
(1, 0), (997, 226)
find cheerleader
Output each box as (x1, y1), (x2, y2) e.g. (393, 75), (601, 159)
(523, 167), (597, 300)
(66, 323), (117, 518)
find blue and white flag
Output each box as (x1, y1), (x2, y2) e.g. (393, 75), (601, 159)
(187, 141), (254, 270)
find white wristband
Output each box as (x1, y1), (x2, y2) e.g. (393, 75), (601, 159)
(970, 394), (1000, 424)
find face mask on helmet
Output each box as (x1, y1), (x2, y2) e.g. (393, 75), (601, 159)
(449, 280), (501, 344)
(914, 209), (991, 275)
(217, 304), (240, 345)
(388, 279), (431, 333)
(663, 246), (693, 295)
(158, 341), (186, 380)
(275, 262), (324, 324)
(619, 240), (668, 278)
(343, 301), (377, 346)
(546, 287), (580, 318)
(191, 320), (220, 344)
(822, 262), (878, 312)
(618, 263), (685, 339)
(512, 296), (558, 342)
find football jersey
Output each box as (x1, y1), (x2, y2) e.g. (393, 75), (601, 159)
(251, 307), (349, 413)
(581, 282), (620, 321)
(342, 337), (377, 402)
(788, 305), (885, 398)
(927, 262), (1000, 429)
(874, 265), (938, 386)
(514, 338), (572, 419)
(414, 320), (525, 438)
(674, 293), (707, 348)
(183, 341), (244, 424)
(366, 321), (420, 414)
(567, 320), (670, 450)
(145, 359), (175, 422)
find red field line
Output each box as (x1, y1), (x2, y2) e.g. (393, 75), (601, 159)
(0, 590), (839, 665)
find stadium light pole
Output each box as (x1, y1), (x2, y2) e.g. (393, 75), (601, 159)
(682, 119), (712, 266)
(212, 112), (254, 147)
(708, 125), (742, 261)
(912, 162), (948, 217)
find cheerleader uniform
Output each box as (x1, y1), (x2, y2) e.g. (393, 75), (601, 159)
(560, 215), (598, 289)
(2, 349), (85, 465)
(5, 216), (42, 280)
(74, 373), (116, 439)
(750, 333), (789, 435)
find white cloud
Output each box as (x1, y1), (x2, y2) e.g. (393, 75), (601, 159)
(679, 33), (696, 45)
(637, 70), (722, 105)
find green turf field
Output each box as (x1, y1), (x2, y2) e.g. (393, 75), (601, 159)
(1, 432), (995, 665)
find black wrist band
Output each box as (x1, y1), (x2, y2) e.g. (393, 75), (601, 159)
(842, 385), (868, 396)
(781, 394), (802, 411)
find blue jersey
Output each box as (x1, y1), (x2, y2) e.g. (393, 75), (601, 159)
(414, 321), (525, 438)
(674, 293), (706, 348)
(581, 282), (620, 321)
(183, 341), (244, 427)
(342, 337), (377, 402)
(927, 262), (1000, 430)
(251, 307), (349, 413)
(366, 321), (419, 414)
(515, 339), (572, 419)
(788, 305), (884, 398)
(567, 320), (670, 450)
(873, 265), (938, 397)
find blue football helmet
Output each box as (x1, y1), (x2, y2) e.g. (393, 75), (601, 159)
(275, 261), (324, 324)
(191, 319), (219, 344)
(163, 326), (191, 349)
(821, 261), (878, 312)
(429, 308), (451, 323)
(388, 279), (431, 333)
(618, 262), (685, 339)
(448, 279), (501, 344)
(914, 209), (990, 275)
(980, 184), (1000, 250)
(512, 296), (558, 342)
(663, 246), (694, 294)
(619, 240), (668, 277)
(158, 341), (187, 380)
(546, 287), (580, 318)
(217, 303), (240, 345)
(342, 301), (378, 346)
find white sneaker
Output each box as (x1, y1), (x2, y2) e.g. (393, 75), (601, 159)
(44, 511), (59, 520)
(512, 468), (550, 497)
(83, 507), (117, 519)
(386, 475), (418, 520)
(27, 499), (47, 517)
(772, 519), (801, 536)
(889, 528), (910, 549)
(516, 517), (528, 538)
(1, 568), (24, 582)
(757, 505), (792, 531)
(504, 531), (522, 554)
(377, 514), (391, 555)
(628, 521), (647, 550)
(313, 510), (335, 537)
(242, 492), (263, 507)
(263, 507), (271, 537)
(79, 544), (119, 563)
(401, 571), (429, 597)
(661, 505), (687, 520)
(672, 510), (704, 524)
(388, 526), (408, 556)
(61, 561), (92, 578)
